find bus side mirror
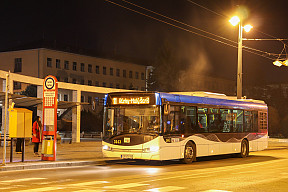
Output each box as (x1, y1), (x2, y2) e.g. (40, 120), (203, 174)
(164, 104), (170, 115)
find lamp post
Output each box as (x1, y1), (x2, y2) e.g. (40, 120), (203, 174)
(237, 19), (243, 99)
(229, 16), (253, 99)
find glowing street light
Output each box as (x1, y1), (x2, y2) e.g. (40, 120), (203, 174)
(230, 16), (253, 99)
(243, 24), (253, 32)
(229, 16), (240, 26)
(273, 60), (283, 67)
(273, 60), (288, 67)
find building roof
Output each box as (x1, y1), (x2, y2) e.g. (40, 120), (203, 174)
(0, 40), (148, 66)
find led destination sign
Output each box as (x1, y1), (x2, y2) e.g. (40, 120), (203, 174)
(112, 96), (150, 105)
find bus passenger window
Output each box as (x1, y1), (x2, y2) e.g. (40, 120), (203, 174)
(220, 109), (233, 132)
(208, 114), (221, 132)
(253, 112), (258, 132)
(197, 108), (208, 132)
(233, 110), (243, 132)
(163, 106), (180, 134)
(244, 111), (253, 132)
(186, 106), (197, 133)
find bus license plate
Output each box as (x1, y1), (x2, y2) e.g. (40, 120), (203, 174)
(121, 154), (133, 159)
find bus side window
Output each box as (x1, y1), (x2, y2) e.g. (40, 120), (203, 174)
(220, 109), (233, 132)
(233, 110), (243, 132)
(253, 111), (258, 132)
(180, 106), (186, 134)
(163, 105), (180, 134)
(244, 111), (252, 132)
(197, 108), (208, 132)
(186, 106), (197, 133)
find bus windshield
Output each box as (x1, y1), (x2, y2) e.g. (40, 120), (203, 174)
(104, 106), (160, 137)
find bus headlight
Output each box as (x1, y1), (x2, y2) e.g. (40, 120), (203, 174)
(103, 145), (112, 151)
(150, 146), (159, 152)
(143, 146), (159, 153)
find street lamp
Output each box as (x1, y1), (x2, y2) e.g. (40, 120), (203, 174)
(273, 60), (288, 67)
(229, 16), (253, 99)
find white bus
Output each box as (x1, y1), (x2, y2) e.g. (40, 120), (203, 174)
(102, 92), (268, 163)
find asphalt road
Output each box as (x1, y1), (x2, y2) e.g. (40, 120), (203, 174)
(1, 149), (288, 192)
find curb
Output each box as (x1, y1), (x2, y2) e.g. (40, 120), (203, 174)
(0, 159), (107, 172)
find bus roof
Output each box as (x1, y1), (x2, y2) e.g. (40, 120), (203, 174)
(161, 92), (267, 110)
(106, 91), (268, 110)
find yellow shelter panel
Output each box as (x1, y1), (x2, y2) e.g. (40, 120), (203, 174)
(17, 112), (25, 138)
(9, 108), (32, 138)
(24, 112), (32, 137)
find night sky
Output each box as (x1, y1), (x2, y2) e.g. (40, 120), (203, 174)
(1, 0), (288, 86)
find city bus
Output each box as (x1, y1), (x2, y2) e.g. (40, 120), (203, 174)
(102, 91), (268, 163)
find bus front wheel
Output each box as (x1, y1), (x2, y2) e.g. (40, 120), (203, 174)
(238, 139), (249, 158)
(182, 141), (196, 164)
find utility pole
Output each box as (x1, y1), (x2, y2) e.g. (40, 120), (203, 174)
(2, 73), (9, 165)
(237, 21), (243, 99)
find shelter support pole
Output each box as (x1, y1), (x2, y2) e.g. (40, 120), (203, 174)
(2, 73), (9, 165)
(72, 90), (81, 143)
(37, 86), (43, 120)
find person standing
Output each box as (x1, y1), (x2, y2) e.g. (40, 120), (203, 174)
(32, 116), (42, 157)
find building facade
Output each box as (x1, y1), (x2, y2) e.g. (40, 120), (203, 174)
(0, 48), (146, 97)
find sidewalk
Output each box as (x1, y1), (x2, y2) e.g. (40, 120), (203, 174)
(0, 140), (108, 171)
(0, 138), (287, 172)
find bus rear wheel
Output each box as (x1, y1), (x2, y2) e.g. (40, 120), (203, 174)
(238, 139), (249, 158)
(182, 141), (196, 164)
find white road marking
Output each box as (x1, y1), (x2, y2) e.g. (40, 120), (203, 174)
(38, 179), (73, 185)
(0, 178), (46, 183)
(202, 190), (232, 192)
(138, 159), (288, 184)
(145, 186), (186, 192)
(10, 186), (64, 192)
(70, 181), (109, 187)
(73, 190), (103, 192)
(105, 182), (149, 189)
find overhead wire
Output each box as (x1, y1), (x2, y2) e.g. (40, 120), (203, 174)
(186, 0), (288, 56)
(121, 0), (237, 45)
(121, 0), (279, 58)
(105, 0), (276, 61)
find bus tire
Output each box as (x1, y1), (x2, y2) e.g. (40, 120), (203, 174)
(238, 139), (249, 158)
(182, 141), (196, 164)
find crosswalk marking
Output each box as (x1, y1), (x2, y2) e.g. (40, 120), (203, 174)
(70, 181), (109, 187)
(10, 186), (63, 192)
(202, 190), (232, 192)
(145, 186), (186, 192)
(73, 190), (103, 192)
(105, 182), (148, 189)
(1, 178), (46, 183)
